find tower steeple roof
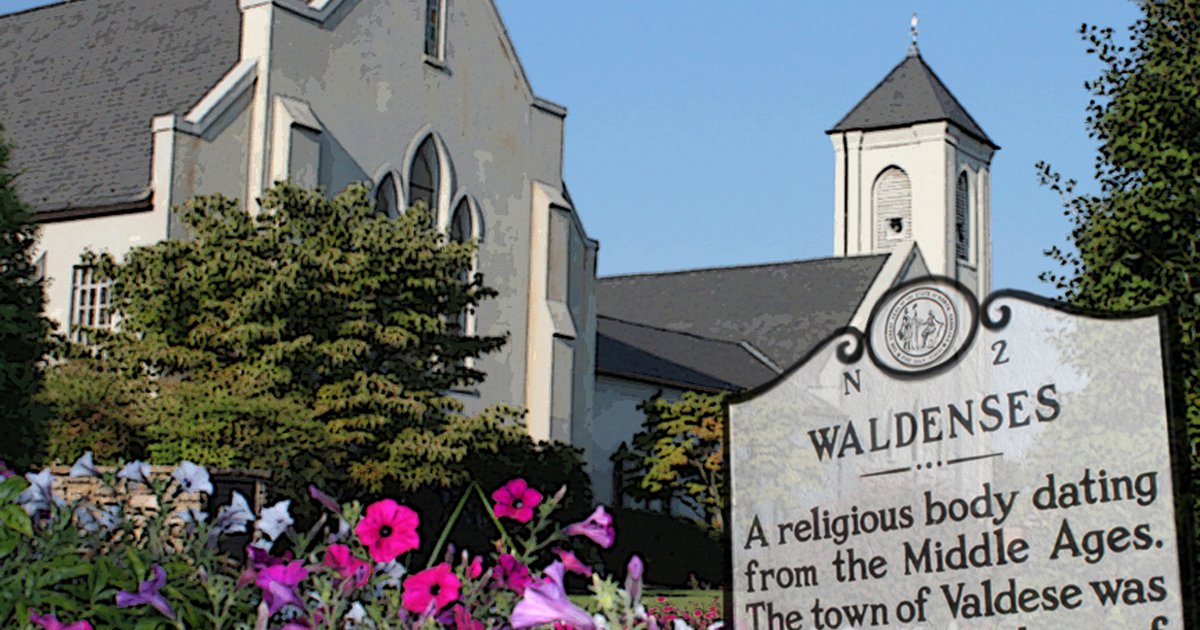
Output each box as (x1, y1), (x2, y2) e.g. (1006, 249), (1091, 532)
(827, 51), (998, 149)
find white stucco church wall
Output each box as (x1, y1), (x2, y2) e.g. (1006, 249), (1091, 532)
(16, 0), (597, 444)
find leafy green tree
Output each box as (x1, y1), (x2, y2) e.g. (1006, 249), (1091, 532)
(621, 391), (726, 531)
(1038, 1), (1199, 557)
(51, 181), (516, 498)
(0, 127), (52, 469)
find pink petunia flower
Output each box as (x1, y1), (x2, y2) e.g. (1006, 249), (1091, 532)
(494, 553), (532, 593)
(28, 610), (93, 630)
(401, 563), (461, 614)
(323, 543), (372, 589)
(466, 554), (483, 579)
(552, 548), (593, 577)
(625, 555), (644, 607)
(453, 604), (484, 630)
(355, 499), (420, 563)
(116, 564), (175, 621)
(510, 562), (595, 630)
(564, 506), (615, 549)
(492, 479), (543, 523)
(256, 560), (309, 616)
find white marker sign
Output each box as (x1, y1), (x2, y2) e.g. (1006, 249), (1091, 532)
(729, 278), (1190, 629)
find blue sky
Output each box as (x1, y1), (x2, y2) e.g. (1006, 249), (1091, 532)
(0, 0), (1143, 294)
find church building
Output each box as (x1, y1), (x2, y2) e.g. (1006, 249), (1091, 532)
(586, 41), (997, 504)
(0, 1), (996, 506)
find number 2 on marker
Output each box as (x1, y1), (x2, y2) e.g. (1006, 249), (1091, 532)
(992, 339), (1010, 365)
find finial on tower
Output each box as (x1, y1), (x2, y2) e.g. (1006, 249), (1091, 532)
(908, 12), (919, 56)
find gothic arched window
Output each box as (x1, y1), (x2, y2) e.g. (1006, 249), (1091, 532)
(374, 172), (398, 218)
(450, 198), (474, 334)
(955, 172), (970, 261)
(873, 167), (912, 250)
(409, 136), (438, 219)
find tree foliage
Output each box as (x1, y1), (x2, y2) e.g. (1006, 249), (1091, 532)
(47, 181), (524, 498)
(0, 126), (52, 469)
(621, 391), (726, 531)
(1038, 1), (1199, 555)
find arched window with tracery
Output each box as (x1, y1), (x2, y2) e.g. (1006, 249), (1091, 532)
(374, 172), (398, 218)
(955, 172), (970, 261)
(873, 166), (912, 250)
(450, 198), (474, 335)
(408, 136), (438, 219)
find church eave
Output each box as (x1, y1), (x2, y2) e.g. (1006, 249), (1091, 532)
(824, 118), (1000, 151)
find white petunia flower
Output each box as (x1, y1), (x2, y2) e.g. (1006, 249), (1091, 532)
(16, 469), (56, 516)
(372, 560), (407, 598)
(75, 505), (100, 532)
(672, 619), (695, 630)
(172, 461), (213, 494)
(178, 507), (208, 525)
(212, 491), (254, 535)
(117, 460), (151, 486)
(256, 499), (293, 541)
(69, 451), (101, 478)
(593, 613), (610, 630)
(346, 601), (367, 624)
(96, 504), (122, 531)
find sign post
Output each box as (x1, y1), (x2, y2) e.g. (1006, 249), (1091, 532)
(728, 278), (1193, 629)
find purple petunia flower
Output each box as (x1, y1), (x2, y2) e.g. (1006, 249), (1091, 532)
(510, 561), (595, 630)
(116, 564), (175, 620)
(307, 485), (341, 514)
(28, 609), (93, 630)
(564, 506), (615, 548)
(256, 559), (309, 616)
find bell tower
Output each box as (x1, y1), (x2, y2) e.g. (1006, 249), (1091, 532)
(827, 23), (998, 299)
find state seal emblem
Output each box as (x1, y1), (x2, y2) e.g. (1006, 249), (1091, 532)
(883, 286), (957, 368)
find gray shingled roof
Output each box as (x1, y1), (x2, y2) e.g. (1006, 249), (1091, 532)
(828, 50), (996, 149)
(0, 0), (241, 215)
(596, 255), (888, 390)
(597, 316), (778, 391)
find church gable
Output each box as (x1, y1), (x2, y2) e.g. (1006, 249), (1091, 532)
(0, 0), (240, 217)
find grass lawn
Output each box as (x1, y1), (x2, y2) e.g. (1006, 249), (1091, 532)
(569, 589), (725, 623)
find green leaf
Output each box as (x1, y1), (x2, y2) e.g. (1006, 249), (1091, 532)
(0, 504), (31, 537)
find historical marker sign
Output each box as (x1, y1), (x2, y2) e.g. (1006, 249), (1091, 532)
(728, 278), (1191, 629)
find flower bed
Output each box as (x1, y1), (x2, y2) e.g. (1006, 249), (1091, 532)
(0, 457), (723, 629)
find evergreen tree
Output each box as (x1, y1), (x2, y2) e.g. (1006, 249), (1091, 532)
(1039, 2), (1199, 557)
(0, 127), (51, 469)
(54, 181), (516, 497)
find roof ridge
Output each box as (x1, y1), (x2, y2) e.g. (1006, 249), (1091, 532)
(0, 0), (80, 20)
(911, 53), (995, 148)
(598, 253), (888, 281)
(598, 314), (746, 347)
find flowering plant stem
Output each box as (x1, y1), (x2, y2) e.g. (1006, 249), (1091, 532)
(425, 482), (513, 569)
